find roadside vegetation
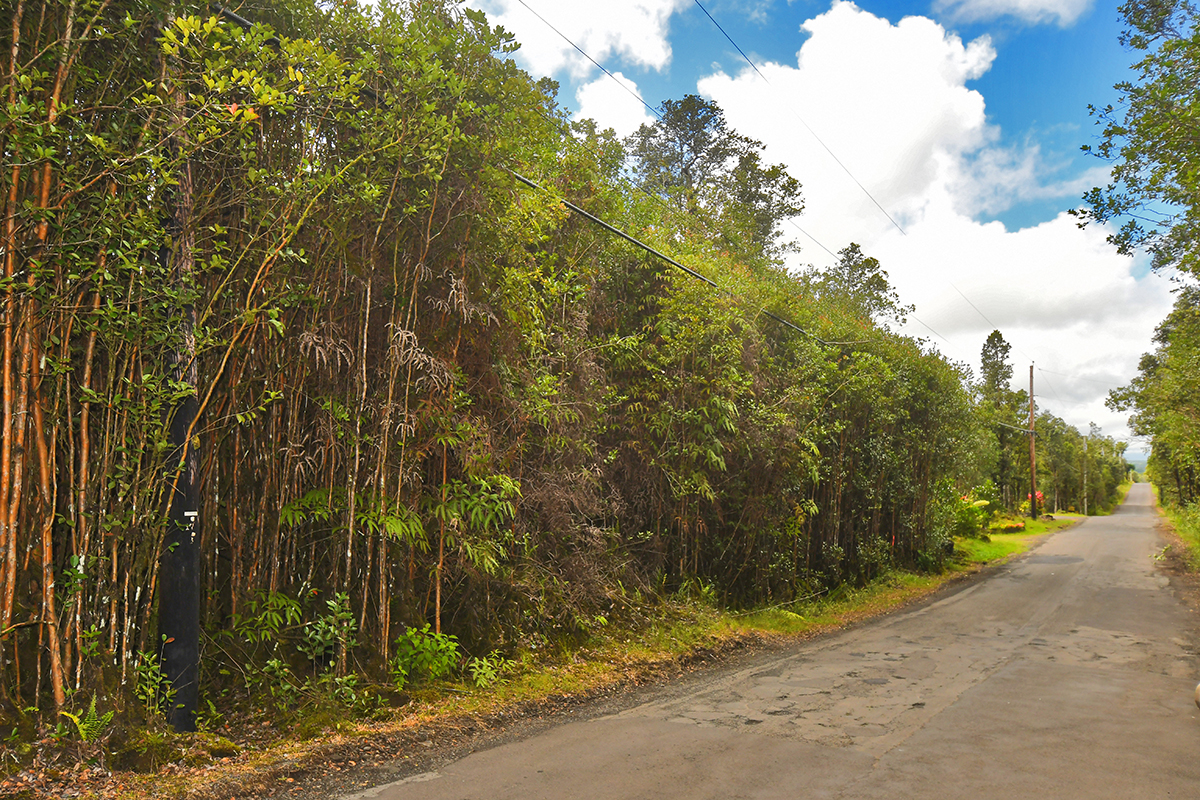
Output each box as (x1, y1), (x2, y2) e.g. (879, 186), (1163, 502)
(2, 513), (1070, 800)
(1087, 2), (1200, 565)
(1160, 502), (1200, 572)
(0, 0), (1129, 790)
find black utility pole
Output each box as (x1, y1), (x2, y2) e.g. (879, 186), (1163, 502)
(158, 68), (200, 732)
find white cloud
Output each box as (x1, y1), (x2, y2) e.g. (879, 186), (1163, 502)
(575, 72), (657, 138)
(700, 2), (997, 244)
(948, 145), (1112, 217)
(933, 0), (1094, 26)
(698, 1), (1171, 438)
(469, 0), (689, 79)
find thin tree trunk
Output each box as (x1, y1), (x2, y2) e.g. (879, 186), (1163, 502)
(0, 0), (26, 642)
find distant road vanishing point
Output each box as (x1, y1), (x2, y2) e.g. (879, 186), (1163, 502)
(354, 483), (1200, 800)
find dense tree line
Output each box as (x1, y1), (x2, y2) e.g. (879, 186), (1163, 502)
(977, 331), (1128, 515)
(0, 0), (1127, 731)
(1081, 1), (1200, 505)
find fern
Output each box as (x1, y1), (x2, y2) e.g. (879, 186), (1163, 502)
(59, 696), (114, 742)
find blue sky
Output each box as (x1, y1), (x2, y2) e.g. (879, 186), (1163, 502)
(467, 0), (1170, 445)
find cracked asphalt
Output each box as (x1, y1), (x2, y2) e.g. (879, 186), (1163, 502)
(341, 484), (1200, 799)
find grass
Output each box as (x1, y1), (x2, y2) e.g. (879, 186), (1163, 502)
(735, 571), (946, 635)
(954, 533), (1034, 563)
(954, 513), (1081, 565)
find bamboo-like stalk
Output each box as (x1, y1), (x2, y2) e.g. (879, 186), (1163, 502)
(342, 275), (371, 674)
(0, 0), (26, 650)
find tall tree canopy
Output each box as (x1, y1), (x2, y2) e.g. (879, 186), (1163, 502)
(0, 0), (1129, 735)
(814, 243), (911, 327)
(1082, 1), (1200, 500)
(1075, 0), (1200, 275)
(981, 330), (1014, 397)
(627, 95), (803, 263)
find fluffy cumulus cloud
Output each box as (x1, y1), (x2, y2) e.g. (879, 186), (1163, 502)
(933, 0), (1094, 26)
(698, 1), (1171, 438)
(468, 0), (689, 79)
(575, 72), (657, 138)
(700, 3), (997, 246)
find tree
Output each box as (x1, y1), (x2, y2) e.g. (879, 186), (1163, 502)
(1109, 287), (1200, 503)
(977, 331), (1027, 510)
(627, 95), (803, 262)
(980, 330), (1013, 398)
(1079, 2), (1200, 506)
(814, 243), (911, 327)
(1073, 1), (1200, 275)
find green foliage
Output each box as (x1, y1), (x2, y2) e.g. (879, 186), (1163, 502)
(1072, 4), (1200, 508)
(952, 489), (993, 539)
(1, 0), (1088, 723)
(627, 94), (803, 262)
(1164, 501), (1200, 570)
(134, 649), (175, 716)
(235, 592), (303, 644)
(390, 625), (461, 689)
(815, 243), (913, 327)
(59, 697), (113, 743)
(466, 651), (513, 688)
(298, 593), (358, 665)
(1075, 1), (1200, 274)
(1110, 289), (1200, 505)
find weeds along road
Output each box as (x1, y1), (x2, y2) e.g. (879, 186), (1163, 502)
(349, 484), (1200, 799)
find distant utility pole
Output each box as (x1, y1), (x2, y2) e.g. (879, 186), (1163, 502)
(1029, 364), (1038, 520)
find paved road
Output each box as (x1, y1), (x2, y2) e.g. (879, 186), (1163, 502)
(356, 484), (1200, 799)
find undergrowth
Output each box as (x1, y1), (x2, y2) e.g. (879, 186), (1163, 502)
(1162, 502), (1200, 570)
(11, 516), (1095, 799)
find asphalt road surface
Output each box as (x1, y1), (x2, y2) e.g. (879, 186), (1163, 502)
(352, 484), (1200, 799)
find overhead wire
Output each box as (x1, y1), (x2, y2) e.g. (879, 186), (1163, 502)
(507, 169), (869, 347)
(505, 0), (1135, 412)
(213, 2), (865, 353)
(224, 0), (1116, 406)
(499, 0), (892, 356)
(511, 0), (662, 121)
(996, 419), (1036, 436)
(505, 0), (843, 267)
(907, 314), (962, 355)
(1038, 368), (1125, 389)
(691, 0), (908, 238)
(688, 0), (1143, 410)
(1036, 368), (1067, 407)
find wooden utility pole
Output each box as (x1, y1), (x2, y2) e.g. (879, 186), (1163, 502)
(1029, 365), (1038, 520)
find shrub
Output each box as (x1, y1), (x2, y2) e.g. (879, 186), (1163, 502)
(389, 625), (461, 689)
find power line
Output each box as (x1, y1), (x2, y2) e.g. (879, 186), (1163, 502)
(508, 0), (1133, 405)
(1038, 368), (1125, 389)
(951, 282), (998, 331)
(787, 219), (839, 262)
(510, 0), (843, 266)
(511, 0), (662, 121)
(1037, 367), (1067, 407)
(547, 109), (845, 270)
(996, 419), (1036, 436)
(908, 314), (960, 353)
(508, 168), (865, 347)
(509, 3), (1130, 408)
(686, 1), (1139, 402)
(691, 0), (908, 238)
